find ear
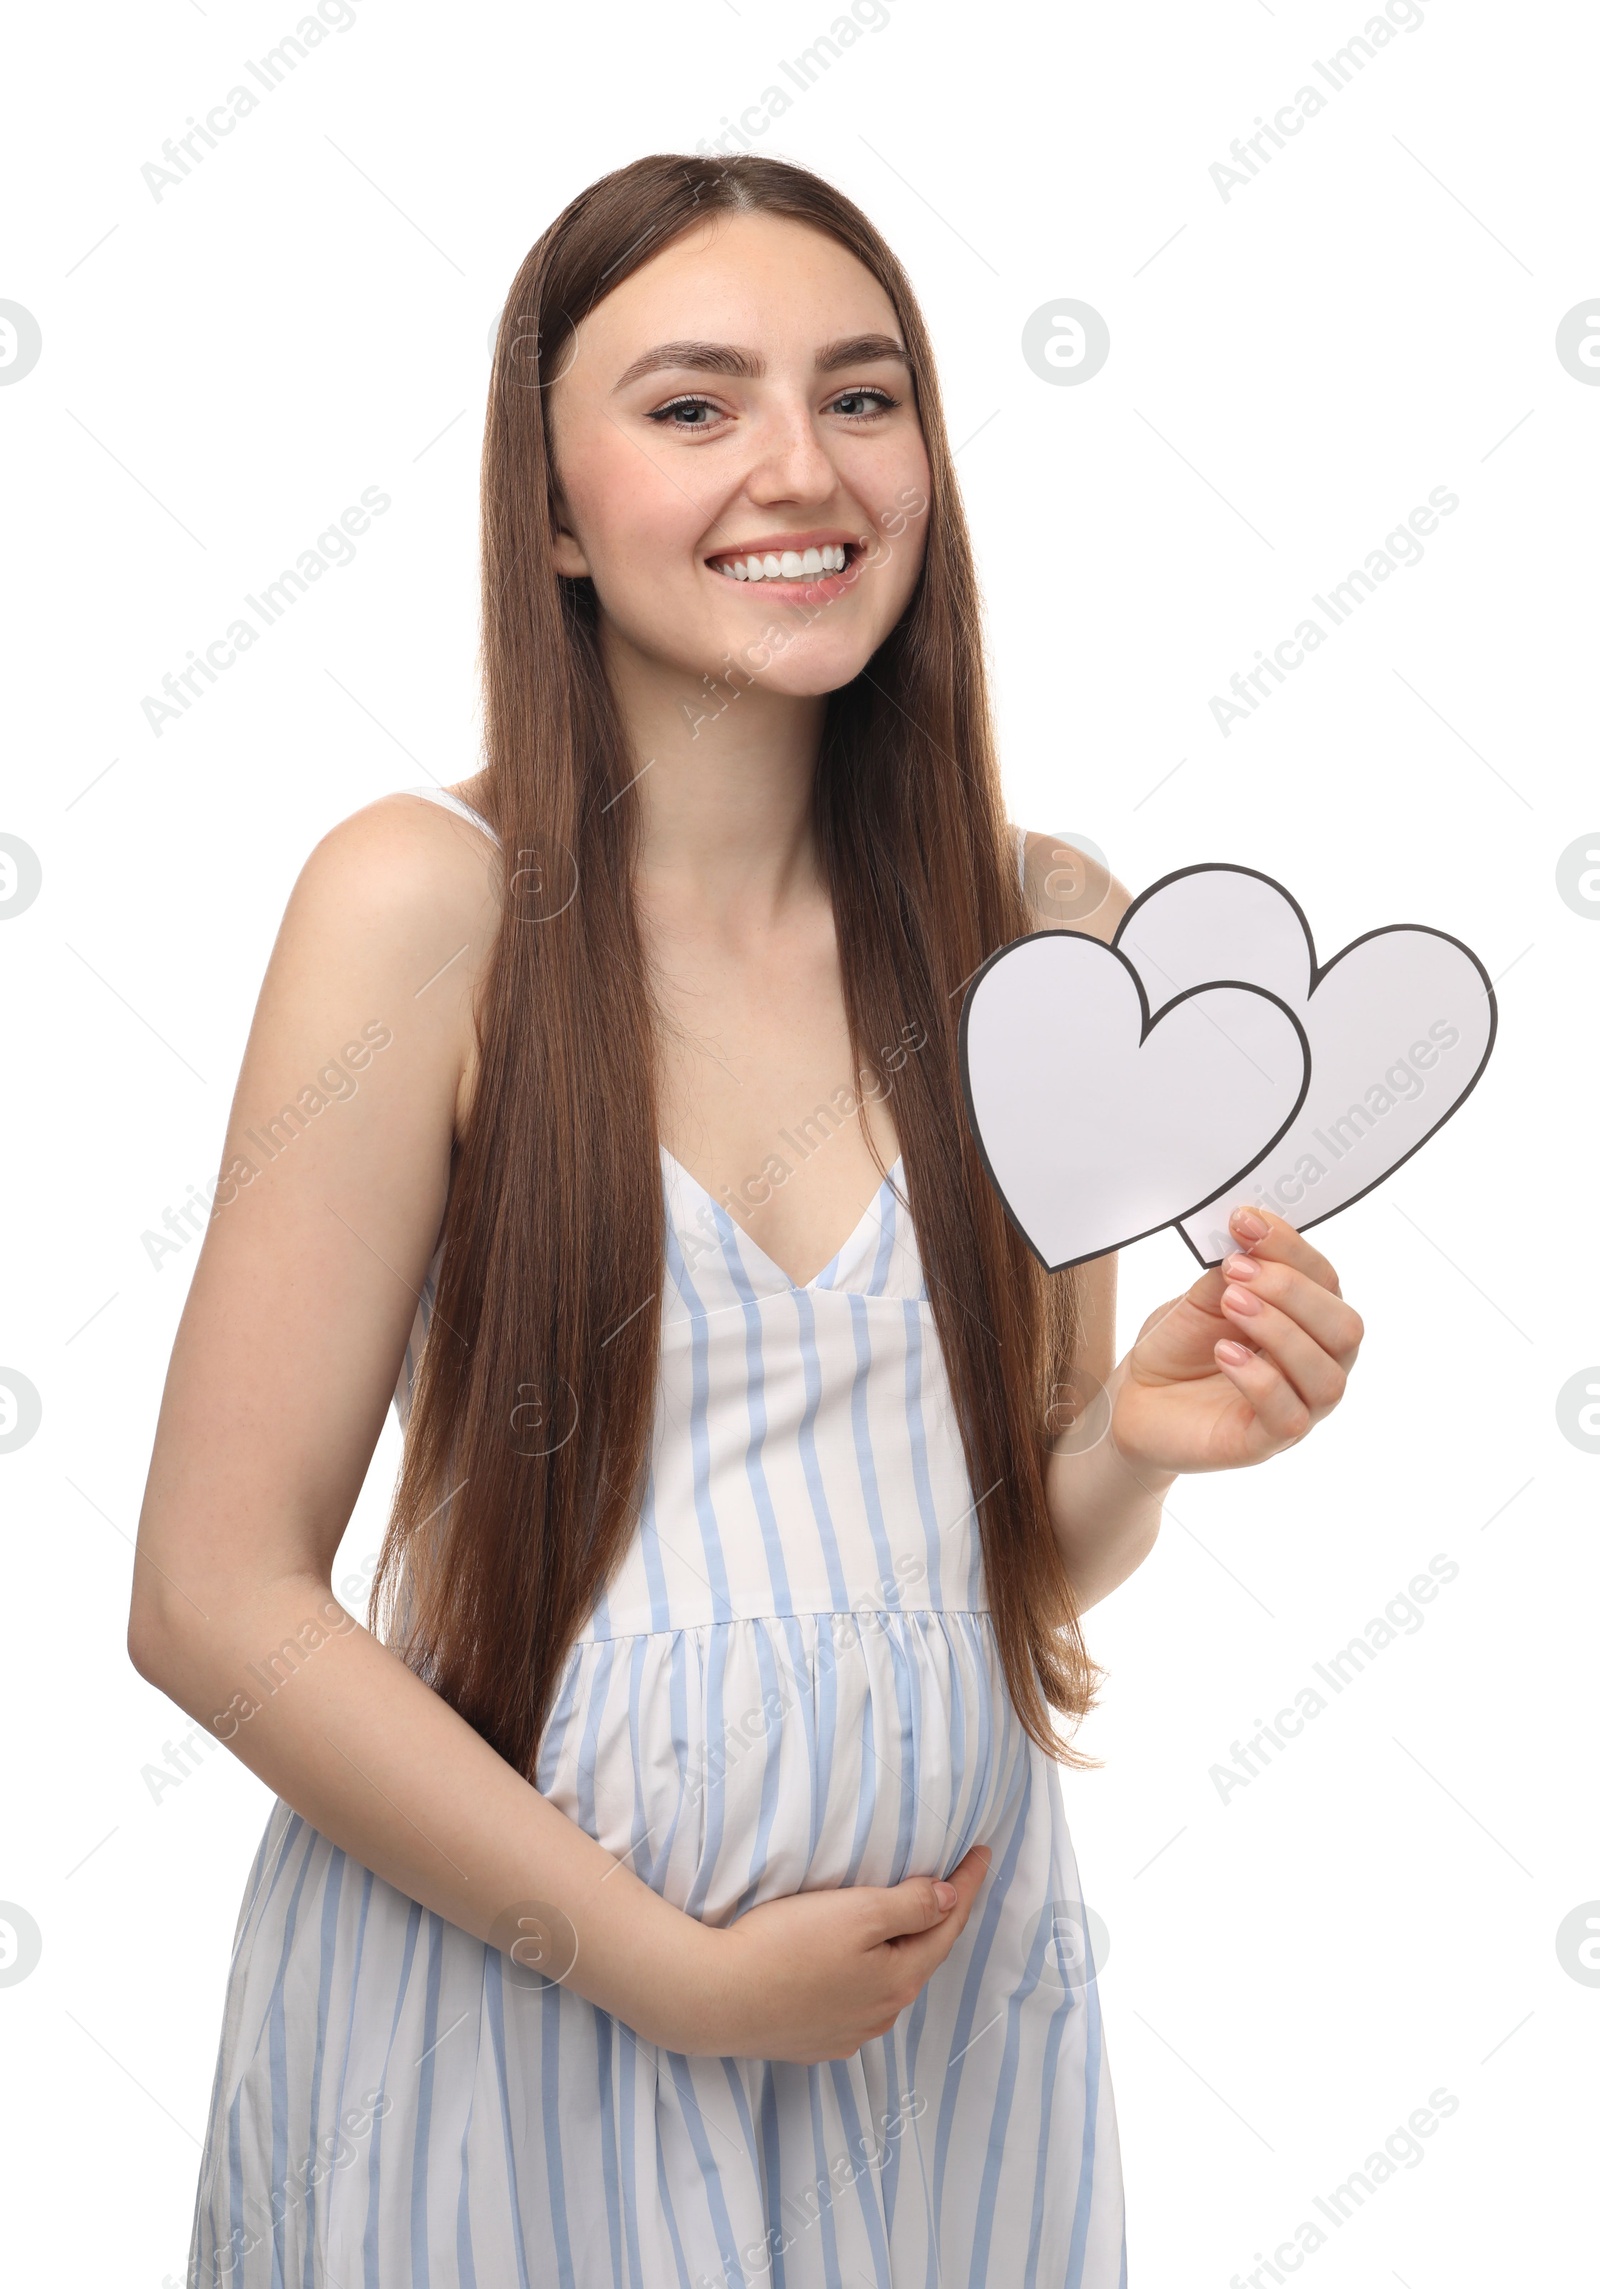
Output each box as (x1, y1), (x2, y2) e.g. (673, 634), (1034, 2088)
(548, 487), (592, 580)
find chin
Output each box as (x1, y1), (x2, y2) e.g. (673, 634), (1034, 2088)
(746, 642), (885, 698)
(698, 610), (901, 696)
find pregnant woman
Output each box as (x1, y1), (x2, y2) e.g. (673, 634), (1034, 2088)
(129, 153), (1362, 2287)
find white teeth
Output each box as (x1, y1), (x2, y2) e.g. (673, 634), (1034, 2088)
(713, 543), (850, 581)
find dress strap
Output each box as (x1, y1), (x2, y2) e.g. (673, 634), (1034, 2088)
(403, 783), (499, 844)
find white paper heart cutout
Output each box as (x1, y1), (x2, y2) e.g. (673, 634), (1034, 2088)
(959, 931), (1310, 1270)
(1114, 866), (1497, 1265)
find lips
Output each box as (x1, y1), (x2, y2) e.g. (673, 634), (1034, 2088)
(711, 541), (849, 582)
(703, 531), (865, 599)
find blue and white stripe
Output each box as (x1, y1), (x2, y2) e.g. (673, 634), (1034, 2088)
(184, 787), (1126, 2286)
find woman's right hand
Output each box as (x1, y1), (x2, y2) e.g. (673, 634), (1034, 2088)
(695, 1844), (995, 2063)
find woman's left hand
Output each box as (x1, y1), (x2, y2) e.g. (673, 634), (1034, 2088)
(1109, 1203), (1364, 1476)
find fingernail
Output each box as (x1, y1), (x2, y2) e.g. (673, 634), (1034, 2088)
(1223, 1283), (1262, 1315)
(934, 1881), (958, 1909)
(1230, 1207), (1268, 1240)
(1223, 1252), (1258, 1280)
(1216, 1339), (1253, 1365)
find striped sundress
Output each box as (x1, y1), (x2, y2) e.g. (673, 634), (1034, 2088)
(184, 785), (1126, 2287)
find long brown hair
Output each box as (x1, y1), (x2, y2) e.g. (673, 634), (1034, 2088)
(372, 153), (1103, 1778)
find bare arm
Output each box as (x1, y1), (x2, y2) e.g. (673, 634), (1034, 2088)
(129, 793), (986, 2064)
(1016, 830), (1177, 1610)
(127, 795), (726, 2050)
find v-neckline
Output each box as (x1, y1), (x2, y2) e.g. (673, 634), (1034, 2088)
(659, 1145), (904, 1294)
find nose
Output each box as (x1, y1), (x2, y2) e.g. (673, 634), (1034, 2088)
(740, 390), (841, 510)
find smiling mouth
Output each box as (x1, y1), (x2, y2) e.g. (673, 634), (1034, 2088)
(703, 538), (864, 594)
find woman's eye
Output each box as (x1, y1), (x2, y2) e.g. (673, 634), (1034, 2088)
(830, 388), (898, 420)
(646, 387), (900, 429)
(648, 396), (725, 428)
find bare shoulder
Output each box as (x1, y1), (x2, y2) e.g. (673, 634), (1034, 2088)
(1015, 827), (1134, 947)
(288, 789), (501, 946)
(287, 785), (499, 997)
(268, 789), (504, 1135)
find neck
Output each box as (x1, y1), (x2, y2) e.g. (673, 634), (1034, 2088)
(601, 620), (829, 922)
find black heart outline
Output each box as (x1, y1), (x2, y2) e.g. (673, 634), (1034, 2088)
(957, 924), (1313, 1273)
(1112, 862), (1500, 1266)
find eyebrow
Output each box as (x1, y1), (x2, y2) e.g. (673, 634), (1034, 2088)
(610, 333), (910, 392)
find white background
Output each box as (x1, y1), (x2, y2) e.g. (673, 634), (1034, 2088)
(2, 1), (1595, 2282)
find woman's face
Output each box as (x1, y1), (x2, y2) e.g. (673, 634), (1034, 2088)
(545, 211), (932, 699)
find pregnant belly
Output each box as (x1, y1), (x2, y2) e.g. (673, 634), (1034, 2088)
(536, 1609), (1030, 1926)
